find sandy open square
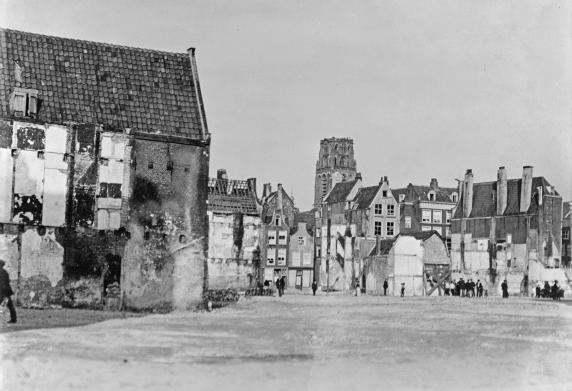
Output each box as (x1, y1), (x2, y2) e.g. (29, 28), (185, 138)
(1, 294), (571, 391)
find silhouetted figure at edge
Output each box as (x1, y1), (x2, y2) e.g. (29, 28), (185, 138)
(458, 278), (466, 297)
(312, 279), (318, 296)
(400, 283), (405, 298)
(501, 279), (509, 298)
(383, 279), (388, 296)
(0, 260), (17, 324)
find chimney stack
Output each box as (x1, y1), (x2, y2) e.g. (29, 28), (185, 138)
(277, 183), (284, 212)
(496, 167), (507, 215)
(430, 178), (438, 190)
(247, 178), (257, 194)
(520, 166), (533, 213)
(463, 169), (474, 218)
(355, 172), (362, 181)
(217, 169), (228, 181)
(262, 183), (272, 199)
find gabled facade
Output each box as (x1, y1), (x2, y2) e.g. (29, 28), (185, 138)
(392, 178), (458, 245)
(259, 183), (299, 285)
(0, 29), (210, 310)
(451, 166), (567, 296)
(351, 176), (400, 239)
(288, 211), (315, 289)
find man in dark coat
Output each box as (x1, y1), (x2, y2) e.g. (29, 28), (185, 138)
(458, 278), (466, 297)
(0, 260), (17, 323)
(383, 279), (389, 296)
(311, 279), (318, 296)
(501, 279), (509, 298)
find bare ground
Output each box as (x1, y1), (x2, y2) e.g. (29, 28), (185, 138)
(1, 294), (571, 391)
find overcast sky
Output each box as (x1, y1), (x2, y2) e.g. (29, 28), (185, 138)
(1, 0), (570, 210)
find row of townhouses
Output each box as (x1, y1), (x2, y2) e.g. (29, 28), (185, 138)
(0, 29), (569, 309)
(312, 137), (571, 296)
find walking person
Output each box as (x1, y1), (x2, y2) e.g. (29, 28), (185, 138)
(276, 277), (283, 297)
(535, 281), (541, 299)
(400, 282), (405, 298)
(476, 280), (483, 298)
(383, 279), (388, 296)
(0, 260), (17, 324)
(501, 279), (509, 298)
(311, 279), (318, 296)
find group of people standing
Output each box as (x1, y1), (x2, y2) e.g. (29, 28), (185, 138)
(444, 278), (485, 298)
(535, 280), (564, 300)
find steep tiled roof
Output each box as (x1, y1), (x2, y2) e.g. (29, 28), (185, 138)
(353, 186), (379, 209)
(207, 178), (258, 215)
(0, 29), (207, 139)
(324, 180), (357, 204)
(398, 230), (443, 242)
(391, 188), (409, 203)
(367, 239), (395, 256)
(394, 183), (457, 203)
(290, 211), (315, 236)
(453, 177), (557, 219)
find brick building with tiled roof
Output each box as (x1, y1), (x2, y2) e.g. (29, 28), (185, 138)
(0, 29), (211, 310)
(451, 166), (567, 296)
(393, 179), (459, 248)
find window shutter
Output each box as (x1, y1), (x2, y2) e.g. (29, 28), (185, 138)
(28, 93), (38, 117)
(11, 92), (27, 116)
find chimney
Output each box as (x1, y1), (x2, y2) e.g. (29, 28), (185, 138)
(217, 169), (227, 180)
(496, 167), (507, 215)
(262, 183), (272, 198)
(430, 178), (438, 190)
(463, 169), (474, 218)
(520, 166), (533, 213)
(247, 178), (257, 194)
(384, 176), (388, 185)
(380, 176), (388, 185)
(277, 183), (284, 212)
(355, 172), (362, 181)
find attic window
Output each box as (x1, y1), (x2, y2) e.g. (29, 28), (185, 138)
(382, 190), (388, 197)
(10, 88), (39, 118)
(451, 193), (458, 203)
(428, 191), (436, 201)
(399, 194), (405, 202)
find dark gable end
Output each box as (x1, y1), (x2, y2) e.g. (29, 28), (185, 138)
(353, 185), (379, 210)
(1, 29), (206, 139)
(324, 180), (357, 204)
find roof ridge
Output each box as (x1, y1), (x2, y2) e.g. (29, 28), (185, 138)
(1, 27), (189, 56)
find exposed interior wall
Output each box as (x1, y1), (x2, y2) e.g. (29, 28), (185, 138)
(123, 139), (208, 311)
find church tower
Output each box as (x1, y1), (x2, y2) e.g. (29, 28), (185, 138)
(313, 137), (357, 207)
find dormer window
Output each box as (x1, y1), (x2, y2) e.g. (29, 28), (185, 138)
(428, 191), (436, 201)
(10, 88), (39, 118)
(451, 192), (458, 203)
(399, 194), (405, 202)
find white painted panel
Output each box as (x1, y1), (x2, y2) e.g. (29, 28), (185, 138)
(303, 252), (312, 266)
(45, 125), (68, 153)
(303, 270), (311, 287)
(14, 150), (44, 195)
(0, 149), (14, 222)
(101, 135), (114, 158)
(97, 209), (109, 230)
(109, 211), (121, 229)
(99, 163), (110, 182)
(44, 152), (68, 170)
(42, 168), (67, 227)
(108, 160), (124, 183)
(97, 198), (122, 209)
(288, 270), (296, 287)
